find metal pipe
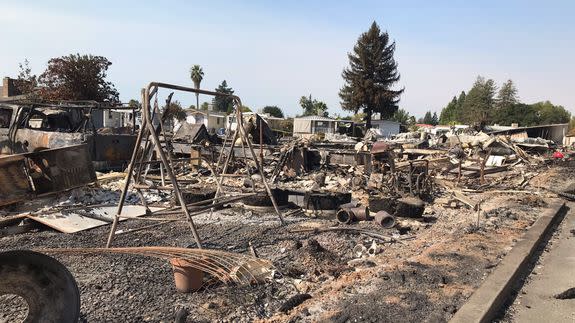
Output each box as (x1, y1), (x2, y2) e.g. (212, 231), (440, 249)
(336, 208), (353, 224)
(374, 211), (396, 228)
(144, 84), (203, 248)
(259, 118), (264, 167)
(232, 97), (285, 225)
(105, 89), (147, 248)
(350, 206), (370, 221)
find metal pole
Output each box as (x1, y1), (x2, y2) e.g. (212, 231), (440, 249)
(106, 89), (147, 248)
(234, 99), (284, 225)
(213, 129), (239, 200)
(143, 86), (203, 248)
(259, 117), (264, 167)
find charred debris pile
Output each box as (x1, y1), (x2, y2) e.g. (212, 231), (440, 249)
(0, 90), (573, 321)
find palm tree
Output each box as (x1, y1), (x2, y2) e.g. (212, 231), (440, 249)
(190, 65), (204, 111)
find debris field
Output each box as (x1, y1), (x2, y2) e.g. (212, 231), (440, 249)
(1, 85), (574, 323)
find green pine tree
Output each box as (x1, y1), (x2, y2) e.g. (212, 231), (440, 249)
(339, 21), (404, 128)
(454, 91), (466, 122)
(461, 76), (497, 127)
(431, 112), (439, 125)
(422, 111), (433, 124)
(496, 79), (518, 110)
(212, 80), (235, 113)
(439, 96), (458, 124)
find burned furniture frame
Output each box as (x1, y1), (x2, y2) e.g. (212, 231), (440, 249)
(105, 82), (284, 248)
(371, 142), (432, 198)
(0, 100), (139, 169)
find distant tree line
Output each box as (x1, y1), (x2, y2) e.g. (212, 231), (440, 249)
(418, 111), (439, 125)
(439, 76), (570, 127)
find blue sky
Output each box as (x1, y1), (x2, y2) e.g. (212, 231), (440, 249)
(1, 0), (574, 118)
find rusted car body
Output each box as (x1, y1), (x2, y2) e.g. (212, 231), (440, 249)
(0, 101), (137, 170)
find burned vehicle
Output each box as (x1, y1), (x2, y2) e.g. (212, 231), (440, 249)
(0, 100), (138, 170)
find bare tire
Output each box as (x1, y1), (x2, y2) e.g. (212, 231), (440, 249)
(0, 250), (80, 323)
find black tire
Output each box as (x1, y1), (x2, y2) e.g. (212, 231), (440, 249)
(0, 250), (80, 323)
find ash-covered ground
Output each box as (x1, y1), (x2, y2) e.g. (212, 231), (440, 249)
(0, 164), (572, 323)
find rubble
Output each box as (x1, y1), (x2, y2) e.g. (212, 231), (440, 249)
(1, 84), (574, 321)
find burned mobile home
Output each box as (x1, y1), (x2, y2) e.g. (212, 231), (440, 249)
(0, 99), (138, 170)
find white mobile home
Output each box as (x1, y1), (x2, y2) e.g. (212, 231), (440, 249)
(293, 115), (337, 138)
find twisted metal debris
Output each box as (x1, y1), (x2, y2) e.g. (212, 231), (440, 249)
(40, 247), (274, 285)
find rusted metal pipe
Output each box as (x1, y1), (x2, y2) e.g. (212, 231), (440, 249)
(336, 205), (369, 224)
(350, 206), (370, 221)
(374, 211), (396, 228)
(336, 208), (353, 224)
(259, 118), (264, 167)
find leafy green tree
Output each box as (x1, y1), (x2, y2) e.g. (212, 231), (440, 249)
(532, 101), (570, 124)
(492, 101), (570, 127)
(213, 80), (235, 113)
(128, 99), (141, 109)
(493, 103), (537, 126)
(300, 95), (328, 117)
(38, 53), (119, 103)
(314, 101), (328, 117)
(496, 80), (518, 110)
(300, 96), (314, 115)
(352, 113), (366, 123)
(163, 100), (186, 121)
(188, 104), (196, 110)
(339, 21), (404, 128)
(200, 102), (209, 110)
(390, 108), (410, 125)
(461, 76), (497, 127)
(262, 106), (284, 118)
(190, 65), (204, 113)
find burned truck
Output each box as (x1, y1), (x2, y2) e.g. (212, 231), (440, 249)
(0, 100), (137, 170)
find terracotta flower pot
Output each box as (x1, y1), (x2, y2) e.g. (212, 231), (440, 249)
(169, 258), (204, 293)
